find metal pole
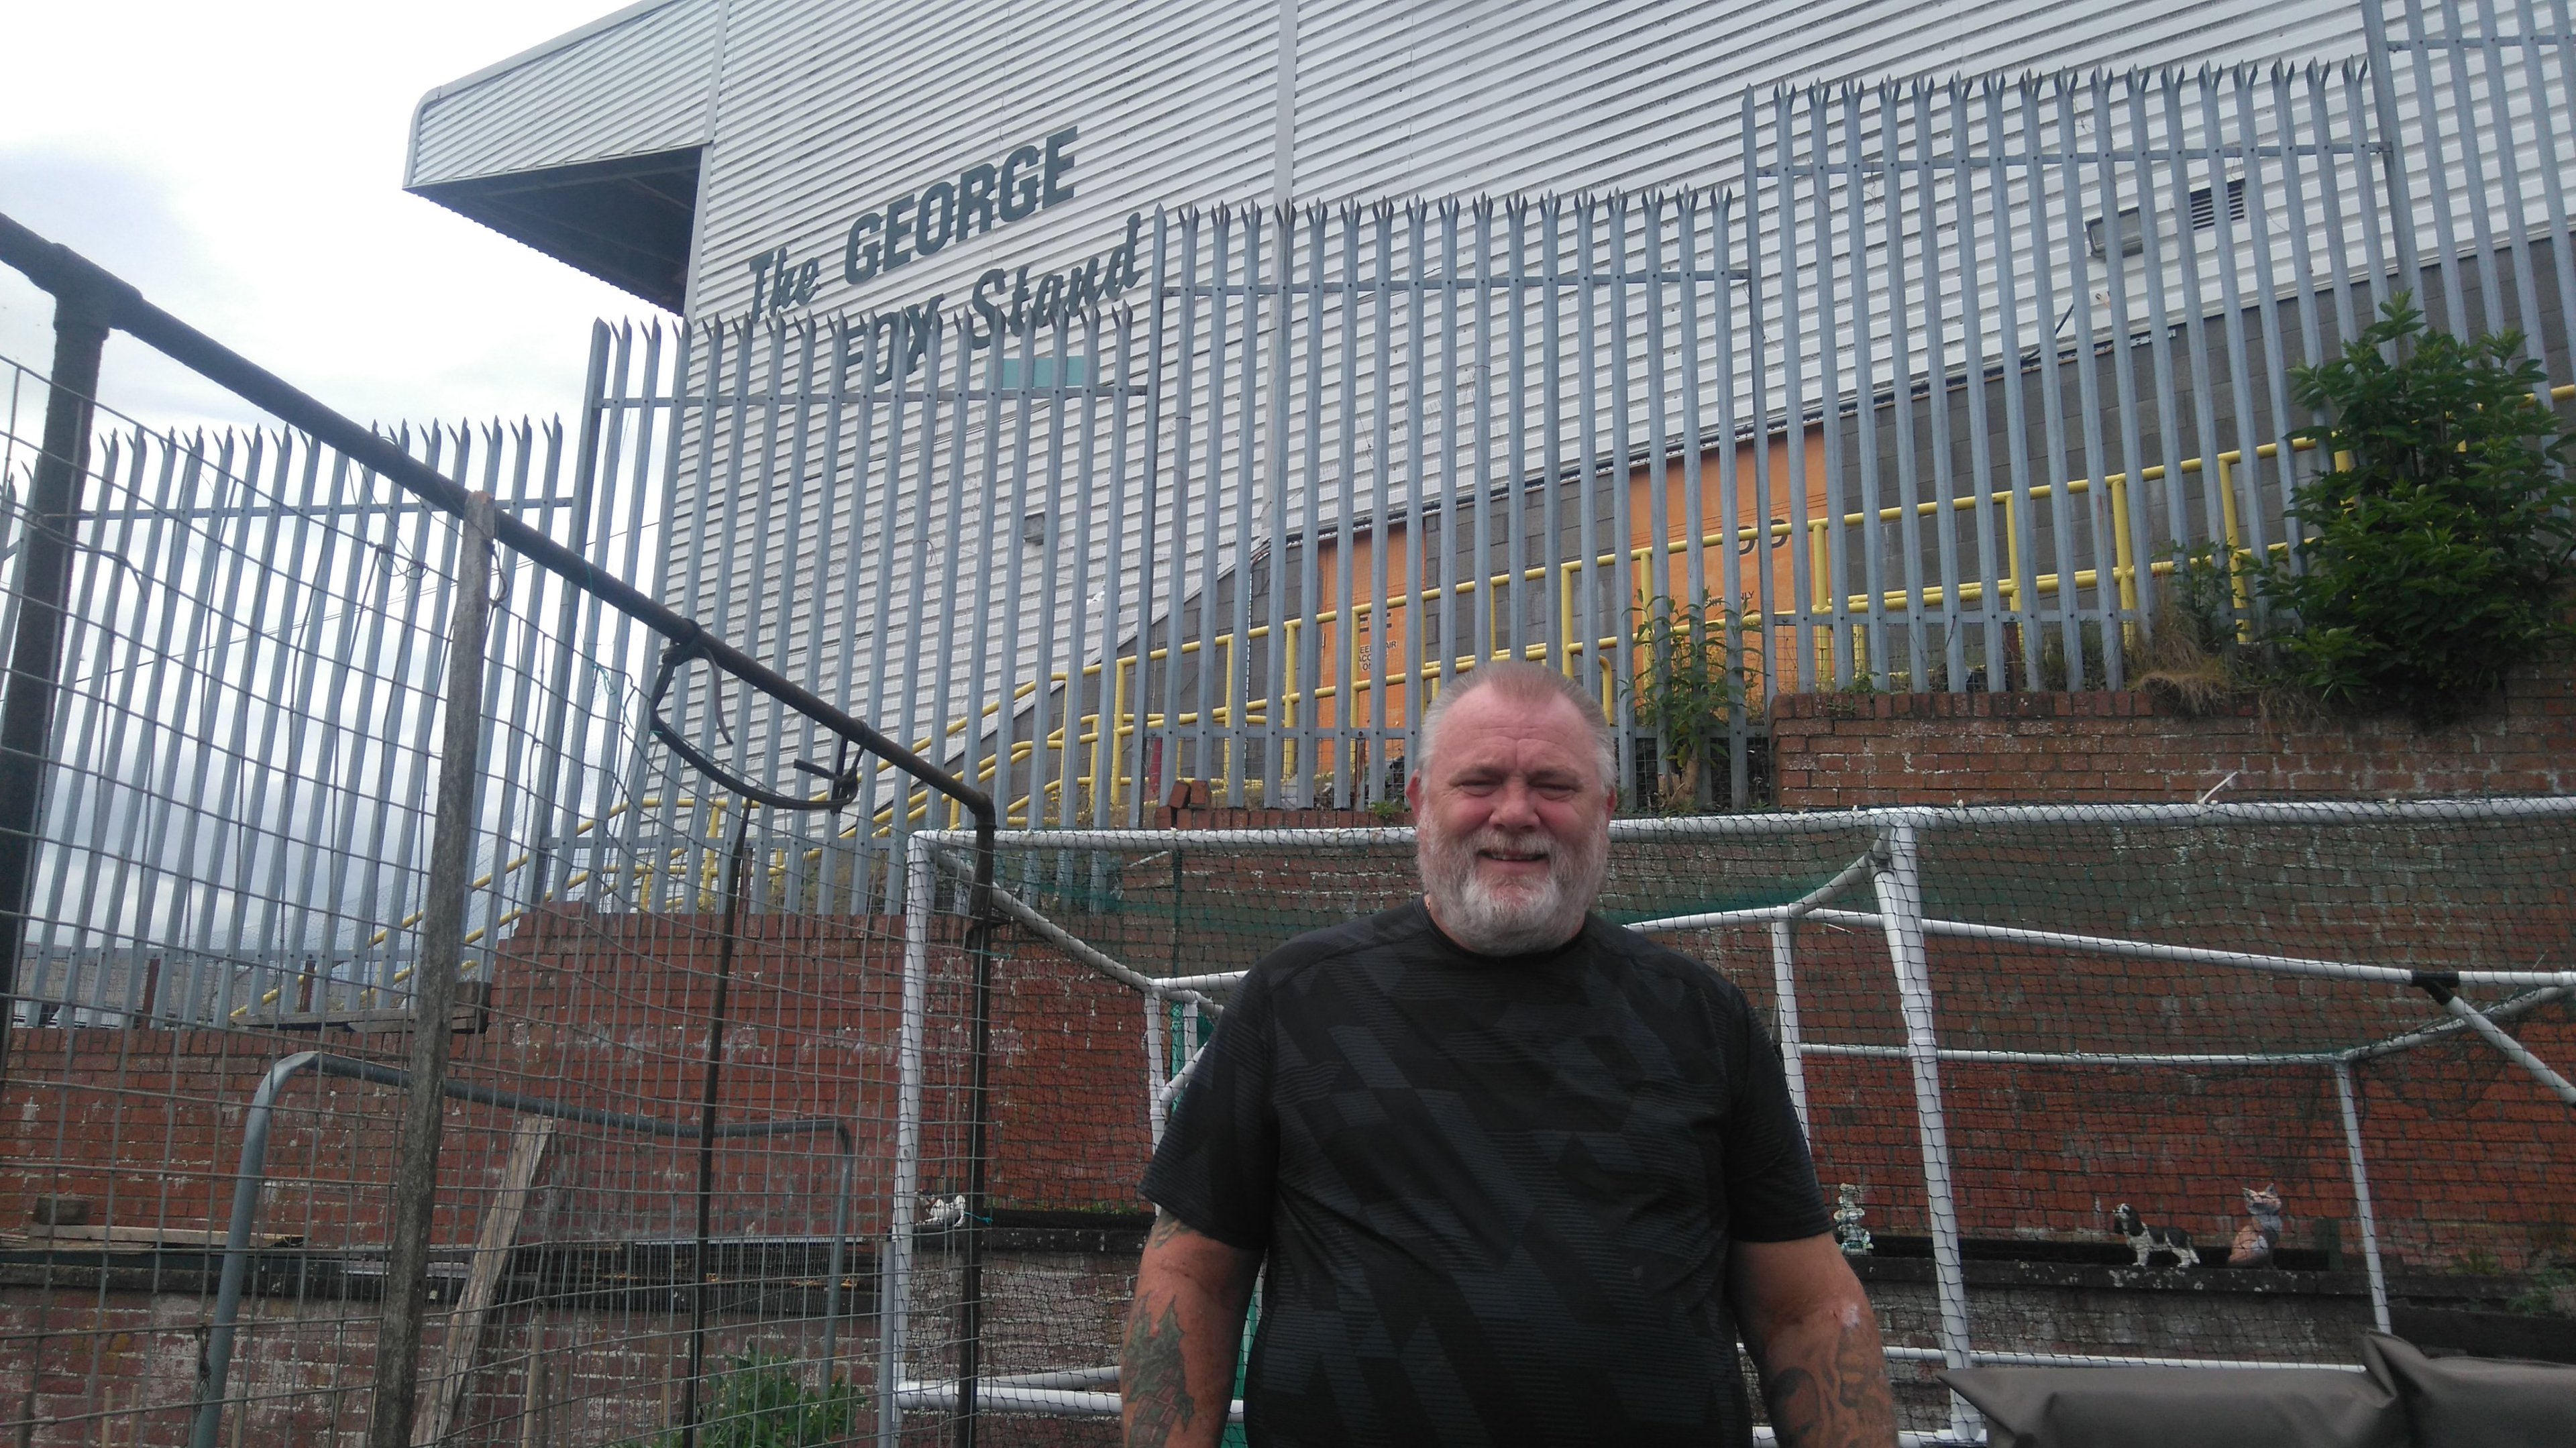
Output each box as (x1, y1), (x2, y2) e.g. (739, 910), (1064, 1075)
(1870, 823), (1977, 1443)
(955, 816), (1000, 1448)
(191, 1051), (321, 1448)
(0, 270), (109, 1093)
(681, 812), (757, 1448)
(879, 840), (935, 1447)
(2333, 1063), (2394, 1333)
(365, 492), (496, 1448)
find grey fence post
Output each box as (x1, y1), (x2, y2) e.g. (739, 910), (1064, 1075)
(2359, 0), (2423, 285)
(519, 323), (610, 911)
(367, 492), (497, 1448)
(1871, 821), (1978, 1443)
(0, 270), (109, 1091)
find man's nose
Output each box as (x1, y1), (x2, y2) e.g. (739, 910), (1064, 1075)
(1489, 779), (1542, 828)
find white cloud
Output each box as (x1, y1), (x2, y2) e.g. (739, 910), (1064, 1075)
(0, 0), (657, 435)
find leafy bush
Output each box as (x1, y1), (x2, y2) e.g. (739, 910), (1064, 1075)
(2257, 296), (2576, 724)
(622, 1354), (863, 1448)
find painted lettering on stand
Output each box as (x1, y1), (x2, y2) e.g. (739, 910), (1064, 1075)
(841, 126), (1080, 287)
(745, 245), (822, 319)
(968, 213), (1145, 347)
(837, 211), (1147, 382)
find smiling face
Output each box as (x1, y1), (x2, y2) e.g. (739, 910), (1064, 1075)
(1406, 681), (1615, 955)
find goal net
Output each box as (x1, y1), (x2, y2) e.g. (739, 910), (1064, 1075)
(884, 798), (2576, 1445)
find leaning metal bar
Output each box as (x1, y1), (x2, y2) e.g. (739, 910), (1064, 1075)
(2334, 1062), (2396, 1333)
(929, 846), (1224, 1010)
(1872, 824), (1977, 1442)
(2433, 991), (2576, 1107)
(190, 1052), (855, 1448)
(1629, 848), (1886, 936)
(0, 213), (989, 827)
(2347, 985), (2573, 1062)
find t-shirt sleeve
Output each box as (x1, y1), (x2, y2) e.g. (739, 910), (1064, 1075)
(1138, 964), (1279, 1253)
(1717, 998), (1833, 1243)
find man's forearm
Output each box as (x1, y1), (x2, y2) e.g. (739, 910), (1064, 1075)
(1750, 1297), (1899, 1448)
(1122, 1212), (1260, 1448)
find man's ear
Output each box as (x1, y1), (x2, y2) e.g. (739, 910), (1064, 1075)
(1405, 764), (1424, 814)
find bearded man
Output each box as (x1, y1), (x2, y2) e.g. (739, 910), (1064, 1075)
(1122, 661), (1897, 1448)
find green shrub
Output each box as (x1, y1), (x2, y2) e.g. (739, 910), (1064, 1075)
(622, 1353), (863, 1448)
(2258, 296), (2576, 724)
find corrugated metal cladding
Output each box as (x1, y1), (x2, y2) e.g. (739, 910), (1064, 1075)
(415, 0), (2373, 321)
(407, 0), (725, 187)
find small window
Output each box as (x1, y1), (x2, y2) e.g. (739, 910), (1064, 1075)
(990, 355), (1092, 390)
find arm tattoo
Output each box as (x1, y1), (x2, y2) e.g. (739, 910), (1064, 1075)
(1145, 1211), (1199, 1249)
(1760, 1317), (1896, 1448)
(1122, 1298), (1196, 1447)
(1764, 1366), (1825, 1445)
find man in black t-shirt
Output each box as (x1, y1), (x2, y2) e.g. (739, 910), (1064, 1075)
(1123, 662), (1897, 1448)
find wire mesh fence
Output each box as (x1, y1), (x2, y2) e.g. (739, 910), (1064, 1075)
(0, 228), (1004, 1448)
(901, 802), (2575, 1443)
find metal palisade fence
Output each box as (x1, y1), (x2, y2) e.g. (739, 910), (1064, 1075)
(613, 0), (2574, 869)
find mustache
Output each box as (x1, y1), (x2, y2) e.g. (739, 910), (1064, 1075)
(1466, 828), (1556, 858)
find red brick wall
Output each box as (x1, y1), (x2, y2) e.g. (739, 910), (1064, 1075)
(0, 906), (1148, 1247)
(1768, 667), (2576, 808)
(0, 905), (1149, 1447)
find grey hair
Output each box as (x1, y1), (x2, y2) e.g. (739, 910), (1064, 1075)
(1411, 660), (1617, 792)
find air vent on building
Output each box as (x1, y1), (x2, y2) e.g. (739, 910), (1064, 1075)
(2086, 178), (2247, 259)
(2189, 178), (2248, 231)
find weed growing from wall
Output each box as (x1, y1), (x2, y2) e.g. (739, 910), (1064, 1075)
(1623, 592), (1750, 807)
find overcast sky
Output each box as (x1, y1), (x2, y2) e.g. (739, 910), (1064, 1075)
(0, 0), (655, 437)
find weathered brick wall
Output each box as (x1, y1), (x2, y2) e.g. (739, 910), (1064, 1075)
(1769, 667), (2576, 807)
(0, 907), (1148, 1246)
(0, 905), (1149, 1447)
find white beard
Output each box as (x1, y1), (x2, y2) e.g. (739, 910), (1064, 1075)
(1417, 818), (1606, 956)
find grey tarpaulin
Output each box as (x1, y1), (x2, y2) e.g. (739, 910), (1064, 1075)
(1943, 1334), (2576, 1448)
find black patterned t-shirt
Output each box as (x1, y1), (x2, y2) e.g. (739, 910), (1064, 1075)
(1141, 899), (1831, 1447)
